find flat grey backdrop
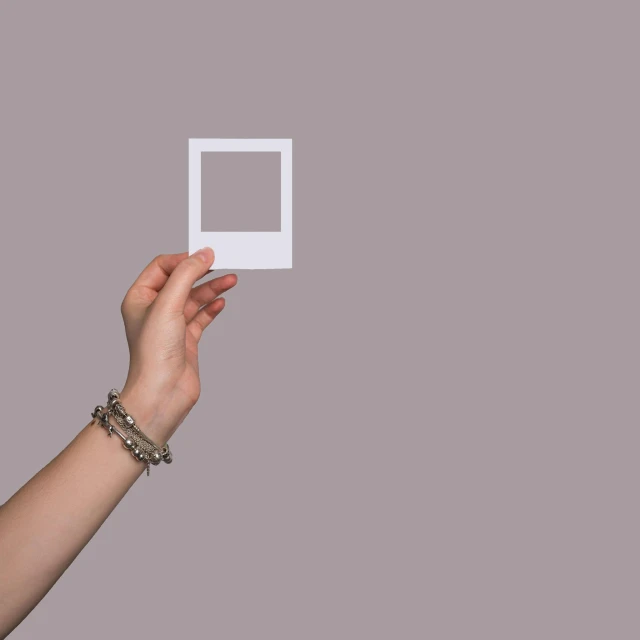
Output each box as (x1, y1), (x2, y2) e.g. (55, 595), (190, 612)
(1, 2), (638, 639)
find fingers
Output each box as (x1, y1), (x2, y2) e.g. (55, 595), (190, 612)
(122, 252), (190, 324)
(188, 297), (226, 343)
(131, 252), (189, 294)
(154, 247), (215, 315)
(185, 273), (238, 323)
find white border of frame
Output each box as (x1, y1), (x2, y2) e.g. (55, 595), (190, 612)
(188, 138), (293, 269)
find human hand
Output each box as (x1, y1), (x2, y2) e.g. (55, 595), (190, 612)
(117, 248), (238, 444)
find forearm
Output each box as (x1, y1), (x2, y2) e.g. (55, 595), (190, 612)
(0, 414), (145, 638)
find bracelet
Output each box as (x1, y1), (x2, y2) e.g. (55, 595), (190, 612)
(92, 389), (172, 476)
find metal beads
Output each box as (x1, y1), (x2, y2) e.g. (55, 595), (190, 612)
(93, 389), (174, 476)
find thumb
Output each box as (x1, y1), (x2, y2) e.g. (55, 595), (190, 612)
(155, 247), (215, 314)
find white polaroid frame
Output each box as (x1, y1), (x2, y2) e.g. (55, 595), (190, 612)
(188, 138), (293, 269)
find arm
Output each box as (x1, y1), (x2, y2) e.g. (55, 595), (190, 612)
(0, 247), (237, 639)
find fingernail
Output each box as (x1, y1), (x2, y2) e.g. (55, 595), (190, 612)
(193, 247), (212, 263)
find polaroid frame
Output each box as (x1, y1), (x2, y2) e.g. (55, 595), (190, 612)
(188, 138), (293, 269)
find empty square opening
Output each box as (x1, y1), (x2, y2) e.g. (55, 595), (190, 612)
(201, 151), (281, 232)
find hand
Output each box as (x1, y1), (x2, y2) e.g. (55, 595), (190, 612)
(117, 247), (238, 444)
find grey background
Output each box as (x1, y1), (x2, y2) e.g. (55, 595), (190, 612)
(201, 151), (281, 232)
(0, 1), (638, 639)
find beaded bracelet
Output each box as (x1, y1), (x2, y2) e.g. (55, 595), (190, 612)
(92, 389), (172, 476)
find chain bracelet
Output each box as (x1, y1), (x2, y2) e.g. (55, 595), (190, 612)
(92, 388), (172, 476)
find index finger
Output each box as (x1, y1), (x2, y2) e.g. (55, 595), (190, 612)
(131, 252), (189, 294)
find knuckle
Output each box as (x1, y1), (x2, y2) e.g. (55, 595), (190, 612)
(120, 292), (131, 316)
(153, 254), (169, 273)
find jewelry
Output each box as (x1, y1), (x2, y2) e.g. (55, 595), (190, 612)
(92, 389), (172, 476)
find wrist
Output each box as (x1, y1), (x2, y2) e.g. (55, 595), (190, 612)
(118, 387), (166, 444)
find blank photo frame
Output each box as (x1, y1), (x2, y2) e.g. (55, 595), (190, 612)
(189, 138), (293, 269)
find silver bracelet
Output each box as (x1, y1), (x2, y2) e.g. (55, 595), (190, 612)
(92, 389), (172, 476)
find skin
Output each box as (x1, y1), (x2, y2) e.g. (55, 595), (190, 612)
(0, 247), (236, 639)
